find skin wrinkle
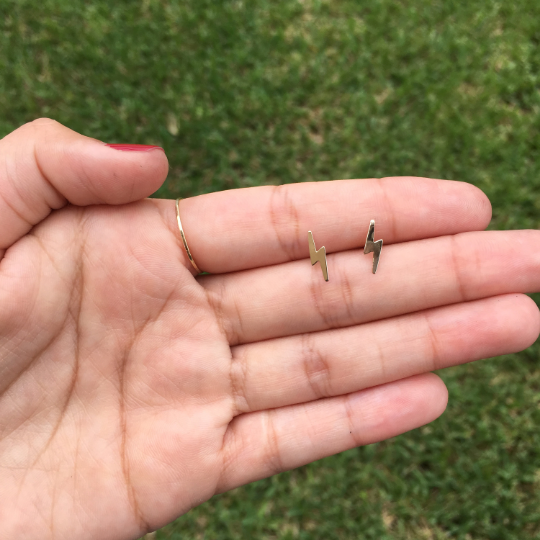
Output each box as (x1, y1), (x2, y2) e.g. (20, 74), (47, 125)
(472, 235), (483, 292)
(309, 264), (338, 330)
(344, 394), (363, 447)
(269, 184), (302, 261)
(1, 465), (54, 471)
(28, 288), (80, 469)
(218, 412), (282, 492)
(10, 316), (79, 520)
(122, 212), (189, 298)
(0, 248), (64, 400)
(123, 222), (172, 336)
(30, 231), (75, 294)
(32, 494), (54, 539)
(0, 338), (35, 359)
(230, 294), (247, 347)
(0, 189), (34, 234)
(451, 235), (468, 303)
(215, 419), (239, 494)
(201, 279), (239, 477)
(117, 251), (157, 534)
(22, 215), (86, 538)
(32, 135), (67, 212)
(229, 346), (251, 415)
(2, 123), (67, 255)
(300, 333), (333, 400)
(0, 386), (56, 442)
(423, 311), (444, 372)
(335, 255), (355, 326)
(117, 342), (150, 537)
(29, 215), (87, 465)
(203, 281), (236, 345)
(13, 155), (28, 210)
(129, 285), (177, 345)
(0, 296), (42, 392)
(263, 409), (286, 476)
(177, 272), (238, 500)
(69, 142), (104, 203)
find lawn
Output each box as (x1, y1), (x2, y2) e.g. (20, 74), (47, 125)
(2, 0), (540, 538)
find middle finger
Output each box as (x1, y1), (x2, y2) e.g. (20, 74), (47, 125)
(200, 230), (540, 345)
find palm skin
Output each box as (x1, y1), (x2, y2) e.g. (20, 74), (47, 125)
(1, 120), (540, 540)
(0, 200), (235, 538)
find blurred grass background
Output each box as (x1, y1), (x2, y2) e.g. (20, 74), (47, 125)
(2, 0), (540, 538)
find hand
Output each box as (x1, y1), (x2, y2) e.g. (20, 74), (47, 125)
(1, 120), (538, 540)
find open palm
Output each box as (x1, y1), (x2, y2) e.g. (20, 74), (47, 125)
(1, 120), (539, 540)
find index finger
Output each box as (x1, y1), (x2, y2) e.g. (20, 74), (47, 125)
(163, 177), (491, 274)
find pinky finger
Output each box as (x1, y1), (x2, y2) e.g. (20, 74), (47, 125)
(217, 373), (448, 493)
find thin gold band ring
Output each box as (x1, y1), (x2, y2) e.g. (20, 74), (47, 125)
(175, 198), (201, 273)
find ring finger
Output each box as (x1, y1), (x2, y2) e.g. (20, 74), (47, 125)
(229, 293), (540, 414)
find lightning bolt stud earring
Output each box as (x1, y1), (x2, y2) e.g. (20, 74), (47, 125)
(364, 220), (383, 274)
(308, 231), (329, 281)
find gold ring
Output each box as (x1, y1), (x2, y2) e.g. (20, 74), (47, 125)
(175, 198), (201, 273)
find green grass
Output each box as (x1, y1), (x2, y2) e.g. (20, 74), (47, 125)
(2, 0), (540, 538)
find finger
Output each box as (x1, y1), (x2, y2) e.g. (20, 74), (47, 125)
(230, 294), (539, 413)
(200, 230), (540, 344)
(217, 373), (447, 493)
(0, 118), (168, 255)
(161, 177), (491, 273)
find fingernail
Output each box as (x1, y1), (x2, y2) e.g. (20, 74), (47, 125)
(105, 144), (164, 152)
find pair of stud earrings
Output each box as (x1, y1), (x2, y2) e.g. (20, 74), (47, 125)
(308, 220), (382, 281)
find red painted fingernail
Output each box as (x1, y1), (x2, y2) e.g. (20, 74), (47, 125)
(105, 144), (164, 152)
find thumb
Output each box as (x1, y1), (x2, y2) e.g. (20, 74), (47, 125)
(0, 118), (169, 252)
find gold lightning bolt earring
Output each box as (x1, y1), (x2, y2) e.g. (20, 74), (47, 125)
(308, 231), (329, 281)
(364, 220), (383, 274)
